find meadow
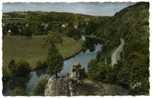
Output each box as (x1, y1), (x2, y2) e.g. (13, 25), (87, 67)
(3, 35), (81, 70)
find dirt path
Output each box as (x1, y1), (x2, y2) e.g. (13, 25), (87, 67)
(111, 38), (125, 66)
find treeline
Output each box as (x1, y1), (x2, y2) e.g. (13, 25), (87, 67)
(88, 2), (149, 95)
(3, 11), (110, 40)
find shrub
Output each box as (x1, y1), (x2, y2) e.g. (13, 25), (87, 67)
(11, 86), (27, 96)
(3, 60), (31, 94)
(88, 60), (112, 82)
(36, 61), (48, 69)
(15, 60), (31, 76)
(32, 74), (49, 96)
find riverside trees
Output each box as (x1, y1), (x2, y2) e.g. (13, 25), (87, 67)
(46, 32), (63, 77)
(3, 59), (31, 95)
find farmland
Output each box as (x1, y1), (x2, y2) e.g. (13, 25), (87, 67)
(3, 35), (82, 70)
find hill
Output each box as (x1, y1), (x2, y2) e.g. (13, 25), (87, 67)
(88, 2), (149, 95)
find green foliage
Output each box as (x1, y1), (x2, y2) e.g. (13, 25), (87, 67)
(88, 60), (112, 82)
(32, 75), (49, 96)
(11, 86), (27, 96)
(114, 2), (149, 95)
(46, 34), (64, 77)
(15, 60), (31, 76)
(4, 59), (31, 78)
(3, 60), (31, 95)
(23, 23), (33, 37)
(3, 65), (13, 95)
(36, 60), (47, 70)
(88, 2), (149, 95)
(47, 31), (63, 44)
(3, 64), (12, 78)
(82, 38), (97, 52)
(47, 43), (63, 76)
(3, 11), (92, 37)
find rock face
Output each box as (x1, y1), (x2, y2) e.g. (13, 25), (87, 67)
(44, 64), (129, 96)
(44, 78), (69, 96)
(44, 77), (80, 96)
(44, 78), (129, 96)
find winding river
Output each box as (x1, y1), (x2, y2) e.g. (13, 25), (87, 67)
(26, 44), (102, 93)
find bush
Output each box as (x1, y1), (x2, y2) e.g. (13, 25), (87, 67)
(3, 60), (31, 95)
(3, 65), (12, 78)
(88, 60), (112, 82)
(15, 60), (31, 76)
(11, 86), (27, 96)
(7, 59), (31, 76)
(36, 61), (48, 69)
(32, 74), (49, 96)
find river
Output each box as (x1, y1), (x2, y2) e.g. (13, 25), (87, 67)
(26, 44), (102, 93)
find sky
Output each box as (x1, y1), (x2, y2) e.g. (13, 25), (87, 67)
(2, 2), (135, 16)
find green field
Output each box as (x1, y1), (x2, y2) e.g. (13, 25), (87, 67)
(3, 36), (82, 70)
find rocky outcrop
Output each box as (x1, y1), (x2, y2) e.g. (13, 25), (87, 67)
(44, 77), (129, 96)
(44, 78), (69, 96)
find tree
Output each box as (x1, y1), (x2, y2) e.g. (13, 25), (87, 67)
(15, 60), (31, 76)
(88, 60), (112, 81)
(46, 32), (63, 77)
(23, 23), (33, 37)
(47, 42), (63, 77)
(7, 60), (31, 77)
(47, 31), (63, 44)
(8, 59), (16, 74)
(3, 60), (31, 94)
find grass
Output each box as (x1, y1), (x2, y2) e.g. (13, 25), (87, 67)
(3, 35), (82, 70)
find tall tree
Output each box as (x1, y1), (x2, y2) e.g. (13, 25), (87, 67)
(46, 32), (63, 78)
